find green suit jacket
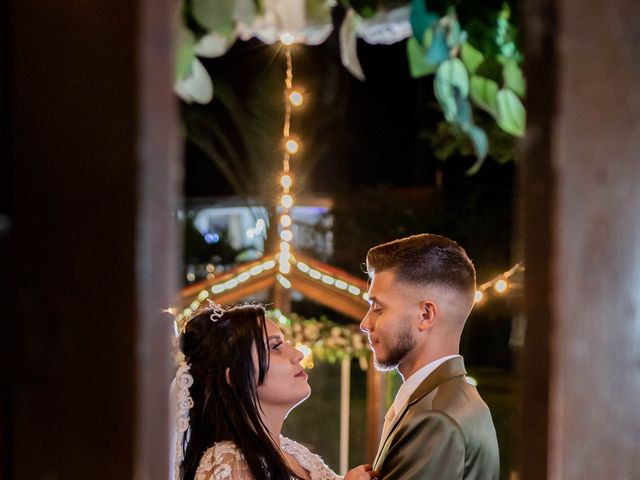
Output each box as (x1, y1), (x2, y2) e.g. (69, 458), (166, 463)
(372, 357), (499, 479)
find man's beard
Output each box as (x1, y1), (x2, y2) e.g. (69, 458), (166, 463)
(373, 323), (416, 372)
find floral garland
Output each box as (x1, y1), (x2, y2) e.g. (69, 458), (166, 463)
(268, 310), (370, 370)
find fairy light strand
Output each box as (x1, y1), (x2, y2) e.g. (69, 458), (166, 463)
(278, 43), (301, 276)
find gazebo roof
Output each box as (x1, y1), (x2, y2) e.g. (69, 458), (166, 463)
(178, 251), (369, 322)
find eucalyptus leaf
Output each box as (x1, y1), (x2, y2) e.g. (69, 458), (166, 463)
(407, 37), (437, 78)
(174, 58), (213, 104)
(434, 58), (469, 121)
(340, 8), (365, 81)
(461, 42), (484, 74)
(470, 75), (499, 117)
(195, 27), (236, 58)
(175, 26), (196, 81)
(410, 0), (438, 42)
(496, 88), (526, 137)
(192, 0), (234, 31)
(444, 15), (465, 49)
(460, 124), (489, 172)
(503, 60), (526, 97)
(425, 26), (450, 66)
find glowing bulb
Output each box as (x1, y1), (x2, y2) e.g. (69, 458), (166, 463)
(280, 33), (294, 45)
(280, 174), (292, 189)
(494, 279), (508, 293)
(475, 291), (484, 303)
(281, 194), (293, 208)
(280, 215), (292, 227)
(289, 91), (303, 107)
(280, 229), (293, 242)
(285, 139), (299, 154)
(280, 241), (290, 253)
(296, 344), (312, 358)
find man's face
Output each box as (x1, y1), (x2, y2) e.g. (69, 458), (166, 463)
(360, 270), (418, 371)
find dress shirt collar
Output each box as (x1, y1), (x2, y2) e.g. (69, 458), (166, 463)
(390, 354), (461, 416)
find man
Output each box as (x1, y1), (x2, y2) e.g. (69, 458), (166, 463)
(362, 234), (499, 479)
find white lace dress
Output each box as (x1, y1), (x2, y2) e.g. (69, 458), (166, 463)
(195, 436), (340, 480)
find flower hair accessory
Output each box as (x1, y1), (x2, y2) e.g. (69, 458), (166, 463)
(207, 300), (225, 322)
(173, 362), (194, 479)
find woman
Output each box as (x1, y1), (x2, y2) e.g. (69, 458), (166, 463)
(175, 302), (377, 480)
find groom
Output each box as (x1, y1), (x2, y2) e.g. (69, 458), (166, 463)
(362, 234), (499, 479)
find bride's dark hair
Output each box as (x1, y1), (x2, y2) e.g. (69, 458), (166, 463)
(179, 304), (298, 480)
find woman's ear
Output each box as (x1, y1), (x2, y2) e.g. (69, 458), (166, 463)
(225, 367), (231, 386)
(418, 301), (437, 331)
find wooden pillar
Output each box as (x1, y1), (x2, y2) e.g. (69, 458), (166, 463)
(521, 0), (640, 478)
(366, 364), (386, 462)
(3, 0), (179, 478)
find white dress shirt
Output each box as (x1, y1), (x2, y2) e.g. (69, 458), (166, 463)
(381, 354), (462, 441)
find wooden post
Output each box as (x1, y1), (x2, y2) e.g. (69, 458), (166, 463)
(3, 0), (179, 478)
(366, 363), (386, 462)
(339, 356), (351, 474)
(521, 0), (640, 478)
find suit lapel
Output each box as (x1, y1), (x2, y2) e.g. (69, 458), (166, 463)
(372, 357), (467, 470)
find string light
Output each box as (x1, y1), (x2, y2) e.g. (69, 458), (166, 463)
(474, 262), (524, 305)
(178, 260), (525, 320)
(280, 33), (294, 45)
(280, 229), (293, 242)
(285, 139), (299, 154)
(281, 194), (293, 208)
(280, 215), (292, 227)
(494, 279), (508, 293)
(289, 91), (303, 107)
(280, 175), (293, 189)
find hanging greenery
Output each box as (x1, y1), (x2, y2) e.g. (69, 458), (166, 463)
(268, 309), (371, 369)
(175, 0), (525, 172)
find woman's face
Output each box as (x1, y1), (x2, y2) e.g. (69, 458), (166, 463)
(256, 319), (311, 410)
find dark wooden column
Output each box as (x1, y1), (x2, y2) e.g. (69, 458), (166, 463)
(521, 0), (640, 478)
(4, 0), (179, 478)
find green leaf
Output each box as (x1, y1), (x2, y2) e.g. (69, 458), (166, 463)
(192, 0), (234, 31)
(461, 42), (484, 74)
(475, 58), (503, 83)
(444, 15), (466, 49)
(503, 60), (526, 97)
(410, 0), (439, 42)
(407, 37), (438, 78)
(470, 75), (499, 117)
(434, 58), (469, 121)
(175, 26), (196, 81)
(460, 124), (489, 173)
(496, 88), (526, 137)
(425, 26), (450, 66)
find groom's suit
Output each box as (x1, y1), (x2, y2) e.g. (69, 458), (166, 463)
(372, 357), (499, 479)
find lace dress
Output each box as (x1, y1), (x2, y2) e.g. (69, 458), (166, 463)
(195, 436), (340, 480)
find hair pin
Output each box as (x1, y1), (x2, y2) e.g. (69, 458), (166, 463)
(207, 300), (225, 322)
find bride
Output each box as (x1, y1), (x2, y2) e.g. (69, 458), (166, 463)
(174, 302), (377, 480)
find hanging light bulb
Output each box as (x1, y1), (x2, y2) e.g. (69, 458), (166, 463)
(280, 215), (292, 227)
(289, 91), (303, 107)
(285, 139), (299, 154)
(280, 174), (292, 189)
(281, 194), (293, 208)
(280, 33), (294, 45)
(494, 279), (508, 293)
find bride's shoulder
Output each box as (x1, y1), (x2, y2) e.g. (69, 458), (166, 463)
(196, 440), (248, 480)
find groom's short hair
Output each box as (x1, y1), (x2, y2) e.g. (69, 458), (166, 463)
(366, 234), (476, 296)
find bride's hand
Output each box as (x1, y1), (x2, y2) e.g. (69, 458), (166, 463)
(343, 464), (378, 479)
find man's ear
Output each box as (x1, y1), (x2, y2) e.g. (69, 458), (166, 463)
(418, 301), (437, 331)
